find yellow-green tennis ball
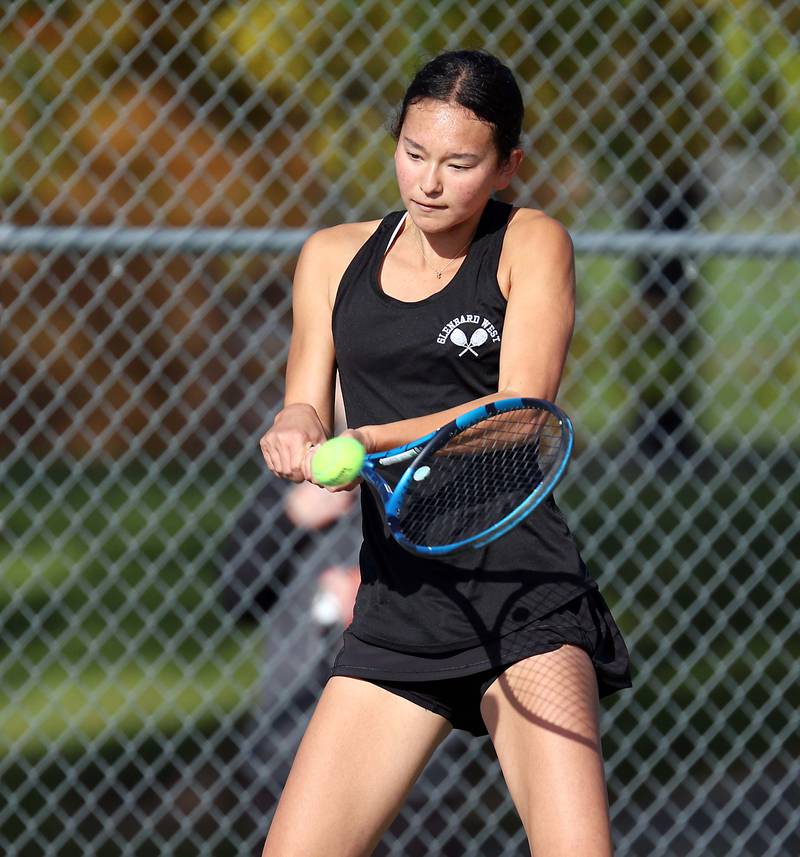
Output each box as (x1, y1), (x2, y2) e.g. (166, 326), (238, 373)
(311, 437), (365, 487)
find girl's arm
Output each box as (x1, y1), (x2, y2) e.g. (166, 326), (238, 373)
(350, 212), (575, 453)
(261, 221), (378, 482)
(260, 229), (339, 482)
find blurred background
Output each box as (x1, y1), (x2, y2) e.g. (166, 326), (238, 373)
(1, 1), (798, 855)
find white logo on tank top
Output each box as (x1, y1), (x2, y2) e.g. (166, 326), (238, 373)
(437, 314), (501, 357)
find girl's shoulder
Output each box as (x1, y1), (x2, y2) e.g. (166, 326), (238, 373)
(505, 206), (573, 251)
(497, 207), (575, 299)
(305, 219), (384, 265)
(298, 219), (384, 307)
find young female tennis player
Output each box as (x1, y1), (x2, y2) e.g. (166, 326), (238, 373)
(259, 50), (631, 857)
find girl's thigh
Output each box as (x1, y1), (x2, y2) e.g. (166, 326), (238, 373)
(262, 675), (452, 857)
(480, 645), (613, 857)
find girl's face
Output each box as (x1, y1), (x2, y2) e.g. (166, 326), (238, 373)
(394, 98), (521, 233)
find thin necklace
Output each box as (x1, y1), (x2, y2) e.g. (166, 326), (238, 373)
(417, 231), (473, 280)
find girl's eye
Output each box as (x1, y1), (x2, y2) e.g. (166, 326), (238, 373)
(407, 151), (422, 160)
(450, 164), (470, 171)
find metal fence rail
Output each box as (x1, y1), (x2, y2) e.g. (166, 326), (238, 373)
(2, 2), (799, 856)
(3, 225), (800, 256)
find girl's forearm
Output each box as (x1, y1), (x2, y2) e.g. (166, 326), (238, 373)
(356, 389), (523, 453)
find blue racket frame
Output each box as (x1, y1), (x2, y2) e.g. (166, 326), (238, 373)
(359, 397), (574, 556)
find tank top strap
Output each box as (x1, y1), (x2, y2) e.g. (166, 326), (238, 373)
(332, 211), (406, 321)
(462, 198), (513, 273)
(452, 198), (513, 303)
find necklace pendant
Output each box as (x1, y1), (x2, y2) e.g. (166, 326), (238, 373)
(436, 272), (442, 279)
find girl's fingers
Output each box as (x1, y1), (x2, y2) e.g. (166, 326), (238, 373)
(325, 477), (362, 494)
(258, 435), (275, 473)
(301, 443), (319, 482)
(260, 428), (326, 482)
(273, 439), (315, 482)
(277, 443), (305, 482)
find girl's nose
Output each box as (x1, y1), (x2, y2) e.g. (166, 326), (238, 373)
(419, 166), (442, 197)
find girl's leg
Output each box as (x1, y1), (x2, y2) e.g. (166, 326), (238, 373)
(480, 645), (614, 857)
(262, 675), (452, 857)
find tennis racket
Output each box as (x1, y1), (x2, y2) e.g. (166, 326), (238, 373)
(359, 397), (573, 556)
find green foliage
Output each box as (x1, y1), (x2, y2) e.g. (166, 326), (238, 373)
(717, 1), (800, 170)
(3, 1), (798, 214)
(196, 0), (799, 207)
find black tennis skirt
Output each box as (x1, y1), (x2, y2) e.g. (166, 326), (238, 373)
(329, 587), (632, 735)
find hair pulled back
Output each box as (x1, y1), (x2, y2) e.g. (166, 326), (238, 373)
(391, 50), (524, 164)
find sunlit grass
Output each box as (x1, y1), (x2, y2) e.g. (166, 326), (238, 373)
(0, 464), (265, 756)
(0, 639), (262, 755)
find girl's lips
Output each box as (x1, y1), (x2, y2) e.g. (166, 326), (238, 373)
(412, 200), (446, 211)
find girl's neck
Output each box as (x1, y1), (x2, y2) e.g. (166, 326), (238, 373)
(405, 206), (484, 267)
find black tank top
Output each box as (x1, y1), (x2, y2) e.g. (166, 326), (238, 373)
(331, 199), (595, 653)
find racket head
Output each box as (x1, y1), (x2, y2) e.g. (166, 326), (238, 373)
(384, 398), (573, 556)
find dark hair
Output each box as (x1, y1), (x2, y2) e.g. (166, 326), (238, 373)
(391, 50), (523, 164)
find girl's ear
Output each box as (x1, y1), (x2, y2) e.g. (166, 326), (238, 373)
(495, 148), (523, 191)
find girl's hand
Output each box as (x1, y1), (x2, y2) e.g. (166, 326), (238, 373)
(338, 426), (374, 453)
(259, 403), (328, 483)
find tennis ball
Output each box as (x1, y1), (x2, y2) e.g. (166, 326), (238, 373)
(311, 436), (365, 487)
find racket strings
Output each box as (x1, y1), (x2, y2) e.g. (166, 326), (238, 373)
(397, 408), (565, 547)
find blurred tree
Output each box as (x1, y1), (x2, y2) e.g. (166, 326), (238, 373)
(602, 2), (722, 457)
(3, 0), (798, 457)
(0, 2), (323, 457)
(609, 0), (798, 456)
(0, 1), (157, 214)
(716, 0), (800, 176)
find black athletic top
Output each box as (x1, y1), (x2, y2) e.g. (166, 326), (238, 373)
(331, 199), (595, 654)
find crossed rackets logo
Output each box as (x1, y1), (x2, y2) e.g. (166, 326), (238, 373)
(449, 326), (489, 356)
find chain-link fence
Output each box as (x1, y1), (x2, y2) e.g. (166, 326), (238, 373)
(2, 2), (799, 855)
